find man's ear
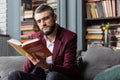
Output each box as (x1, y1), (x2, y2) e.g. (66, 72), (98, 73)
(53, 13), (57, 21)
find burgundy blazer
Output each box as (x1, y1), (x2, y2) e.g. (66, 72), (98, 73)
(22, 24), (81, 79)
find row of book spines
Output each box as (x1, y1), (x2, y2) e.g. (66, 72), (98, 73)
(21, 24), (40, 31)
(86, 33), (120, 40)
(21, 19), (34, 24)
(86, 0), (119, 19)
(21, 31), (35, 35)
(86, 23), (120, 31)
(87, 23), (120, 28)
(86, 34), (120, 50)
(86, 30), (120, 40)
(87, 29), (120, 35)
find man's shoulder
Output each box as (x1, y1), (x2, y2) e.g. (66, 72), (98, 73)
(60, 26), (77, 36)
(57, 26), (77, 41)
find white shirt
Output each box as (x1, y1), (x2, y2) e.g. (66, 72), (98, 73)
(44, 36), (55, 64)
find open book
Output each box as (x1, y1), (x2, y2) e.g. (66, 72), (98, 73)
(7, 38), (52, 59)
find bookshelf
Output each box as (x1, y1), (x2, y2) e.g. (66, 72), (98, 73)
(83, 0), (120, 50)
(21, 0), (47, 42)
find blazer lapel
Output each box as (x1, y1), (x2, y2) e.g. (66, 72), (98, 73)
(52, 25), (63, 63)
(42, 38), (46, 45)
(52, 38), (62, 63)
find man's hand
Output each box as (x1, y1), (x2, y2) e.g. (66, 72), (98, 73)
(25, 53), (49, 69)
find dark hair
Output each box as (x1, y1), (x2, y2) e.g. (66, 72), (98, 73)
(34, 4), (54, 16)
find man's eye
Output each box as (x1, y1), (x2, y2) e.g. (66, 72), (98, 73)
(43, 16), (49, 20)
(37, 20), (41, 23)
(36, 15), (51, 23)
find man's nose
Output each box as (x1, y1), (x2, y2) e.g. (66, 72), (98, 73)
(41, 20), (45, 26)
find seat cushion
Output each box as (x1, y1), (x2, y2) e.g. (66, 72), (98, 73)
(0, 56), (26, 80)
(94, 64), (120, 80)
(82, 44), (120, 80)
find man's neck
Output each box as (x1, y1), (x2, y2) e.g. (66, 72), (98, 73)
(46, 24), (58, 42)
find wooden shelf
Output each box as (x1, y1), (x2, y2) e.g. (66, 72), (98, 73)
(0, 34), (9, 37)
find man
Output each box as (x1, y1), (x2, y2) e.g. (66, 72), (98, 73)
(8, 4), (82, 80)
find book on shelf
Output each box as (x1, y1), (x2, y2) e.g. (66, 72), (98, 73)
(21, 34), (31, 38)
(106, 0), (112, 17)
(86, 2), (92, 18)
(88, 2), (98, 18)
(102, 0), (109, 17)
(95, 1), (104, 18)
(22, 31), (35, 35)
(116, 41), (120, 47)
(21, 19), (34, 26)
(117, 0), (120, 16)
(87, 31), (103, 34)
(23, 10), (33, 19)
(87, 0), (100, 2)
(115, 34), (120, 38)
(87, 28), (103, 33)
(117, 27), (120, 31)
(86, 34), (103, 39)
(7, 38), (52, 59)
(21, 24), (34, 31)
(111, 0), (116, 17)
(87, 25), (102, 28)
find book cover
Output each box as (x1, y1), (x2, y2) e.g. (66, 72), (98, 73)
(23, 10), (33, 19)
(101, 1), (108, 17)
(96, 1), (104, 18)
(86, 3), (92, 18)
(89, 2), (98, 18)
(117, 0), (120, 16)
(7, 38), (52, 59)
(87, 0), (100, 2)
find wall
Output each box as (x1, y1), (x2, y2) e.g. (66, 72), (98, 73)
(0, 0), (7, 34)
(7, 0), (21, 39)
(0, 0), (21, 56)
(57, 0), (84, 50)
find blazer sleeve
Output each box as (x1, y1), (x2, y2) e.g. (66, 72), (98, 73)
(22, 58), (35, 73)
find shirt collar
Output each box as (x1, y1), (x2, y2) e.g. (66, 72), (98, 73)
(44, 35), (56, 43)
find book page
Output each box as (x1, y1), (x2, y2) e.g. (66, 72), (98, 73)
(7, 39), (22, 46)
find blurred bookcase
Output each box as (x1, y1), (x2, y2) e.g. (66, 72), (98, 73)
(83, 0), (120, 50)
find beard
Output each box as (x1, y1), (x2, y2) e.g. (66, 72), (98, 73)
(40, 22), (56, 36)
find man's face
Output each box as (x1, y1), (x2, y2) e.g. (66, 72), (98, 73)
(34, 11), (56, 35)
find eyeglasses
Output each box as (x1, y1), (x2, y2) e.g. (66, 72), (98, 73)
(36, 15), (52, 23)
